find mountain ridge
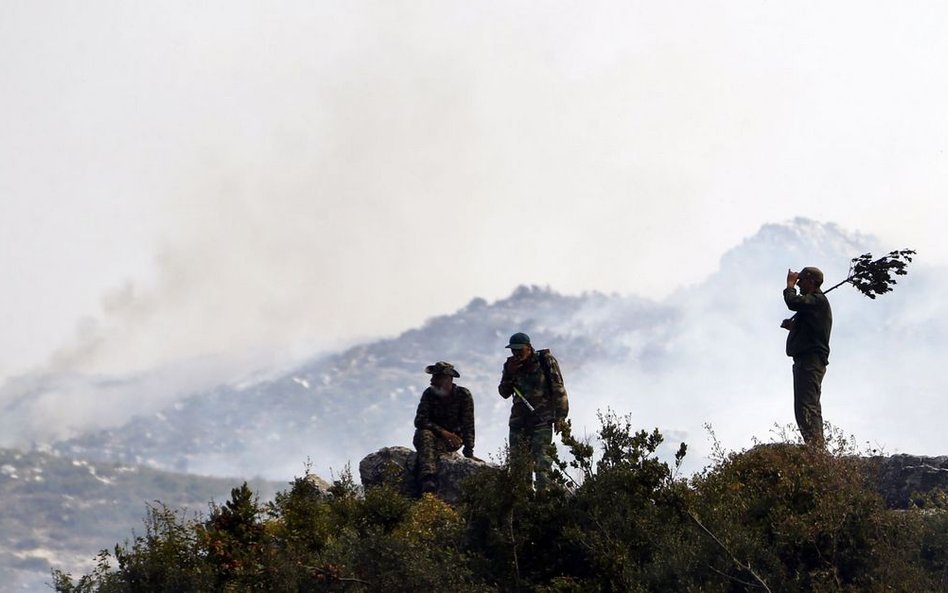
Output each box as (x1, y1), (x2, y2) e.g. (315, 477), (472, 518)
(44, 217), (945, 482)
(3, 217), (946, 590)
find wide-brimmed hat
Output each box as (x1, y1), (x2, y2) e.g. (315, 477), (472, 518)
(425, 361), (460, 377)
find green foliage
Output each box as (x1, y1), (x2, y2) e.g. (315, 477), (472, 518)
(55, 415), (948, 593)
(688, 445), (922, 591)
(911, 489), (948, 587)
(553, 412), (687, 592)
(200, 483), (268, 590)
(53, 503), (213, 593)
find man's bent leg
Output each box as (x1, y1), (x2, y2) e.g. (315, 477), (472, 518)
(413, 429), (440, 491)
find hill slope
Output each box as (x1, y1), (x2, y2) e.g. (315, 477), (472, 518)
(50, 218), (948, 480)
(0, 448), (277, 592)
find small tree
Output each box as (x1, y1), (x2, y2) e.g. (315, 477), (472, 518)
(200, 483), (267, 589)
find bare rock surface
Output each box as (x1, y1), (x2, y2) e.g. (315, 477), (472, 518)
(870, 454), (948, 509)
(359, 446), (494, 503)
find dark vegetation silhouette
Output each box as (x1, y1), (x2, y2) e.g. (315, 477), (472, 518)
(53, 413), (948, 593)
(824, 249), (916, 298)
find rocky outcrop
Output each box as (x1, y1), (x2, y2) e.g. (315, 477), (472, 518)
(869, 454), (948, 509)
(359, 446), (494, 504)
(303, 472), (333, 497)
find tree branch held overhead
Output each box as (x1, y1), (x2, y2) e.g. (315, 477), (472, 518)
(823, 249), (916, 298)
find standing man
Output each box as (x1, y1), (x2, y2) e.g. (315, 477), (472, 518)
(781, 267), (833, 447)
(498, 332), (569, 490)
(413, 361), (475, 494)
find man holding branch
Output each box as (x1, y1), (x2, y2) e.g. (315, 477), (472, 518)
(781, 267), (833, 447)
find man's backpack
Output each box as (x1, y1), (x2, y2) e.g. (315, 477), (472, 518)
(537, 349), (569, 419)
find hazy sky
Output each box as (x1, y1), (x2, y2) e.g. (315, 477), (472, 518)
(2, 1), (946, 386)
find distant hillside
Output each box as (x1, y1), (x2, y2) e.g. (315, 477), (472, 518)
(0, 448), (277, 592)
(56, 286), (669, 480)
(3, 217), (947, 590)
(50, 218), (948, 481)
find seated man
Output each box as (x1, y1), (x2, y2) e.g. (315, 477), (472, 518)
(413, 361), (475, 494)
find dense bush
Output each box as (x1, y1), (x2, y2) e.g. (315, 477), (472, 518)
(683, 440), (941, 592)
(54, 415), (948, 593)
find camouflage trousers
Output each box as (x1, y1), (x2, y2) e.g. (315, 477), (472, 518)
(509, 424), (554, 490)
(792, 353), (827, 447)
(413, 429), (461, 479)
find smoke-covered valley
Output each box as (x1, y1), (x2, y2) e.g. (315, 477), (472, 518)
(1, 218), (943, 482)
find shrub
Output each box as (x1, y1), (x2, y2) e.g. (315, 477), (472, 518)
(686, 441), (945, 592)
(55, 415), (948, 593)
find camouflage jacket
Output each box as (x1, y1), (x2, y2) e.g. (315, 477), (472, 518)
(784, 288), (833, 361)
(413, 385), (475, 453)
(498, 349), (569, 428)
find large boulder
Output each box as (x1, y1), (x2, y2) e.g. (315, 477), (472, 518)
(869, 454), (948, 509)
(359, 446), (494, 503)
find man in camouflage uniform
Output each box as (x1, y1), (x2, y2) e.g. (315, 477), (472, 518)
(781, 267), (833, 447)
(498, 332), (569, 490)
(413, 361), (475, 494)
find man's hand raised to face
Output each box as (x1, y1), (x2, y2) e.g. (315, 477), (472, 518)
(786, 269), (800, 290)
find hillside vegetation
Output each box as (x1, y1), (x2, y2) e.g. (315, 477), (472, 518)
(0, 448), (277, 590)
(54, 414), (948, 593)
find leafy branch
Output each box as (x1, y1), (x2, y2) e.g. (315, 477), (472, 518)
(824, 249), (916, 298)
